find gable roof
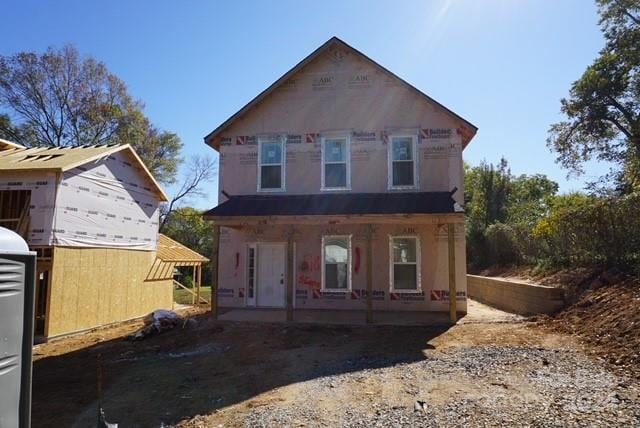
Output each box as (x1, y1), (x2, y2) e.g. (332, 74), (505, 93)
(204, 36), (478, 151)
(0, 144), (169, 201)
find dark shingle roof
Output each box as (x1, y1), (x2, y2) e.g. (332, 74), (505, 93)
(204, 192), (458, 217)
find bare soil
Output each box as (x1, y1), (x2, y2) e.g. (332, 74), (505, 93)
(31, 301), (640, 427)
(477, 266), (640, 377)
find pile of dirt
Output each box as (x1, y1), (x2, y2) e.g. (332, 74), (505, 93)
(544, 274), (640, 375)
(477, 265), (640, 377)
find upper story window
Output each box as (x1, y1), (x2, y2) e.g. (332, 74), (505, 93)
(321, 136), (350, 190)
(389, 236), (421, 292)
(388, 135), (418, 189)
(322, 235), (352, 291)
(258, 136), (285, 191)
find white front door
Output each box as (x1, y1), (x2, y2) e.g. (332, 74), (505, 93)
(257, 243), (286, 307)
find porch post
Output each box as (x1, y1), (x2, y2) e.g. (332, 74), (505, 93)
(447, 223), (457, 323)
(286, 228), (295, 322)
(366, 224), (374, 324)
(192, 265), (197, 305)
(211, 225), (220, 319)
(195, 264), (201, 307)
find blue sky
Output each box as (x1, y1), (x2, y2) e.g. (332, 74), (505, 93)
(2, 0), (605, 208)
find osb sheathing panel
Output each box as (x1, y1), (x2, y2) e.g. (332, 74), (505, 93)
(217, 47), (464, 203)
(46, 247), (173, 337)
(217, 223), (467, 313)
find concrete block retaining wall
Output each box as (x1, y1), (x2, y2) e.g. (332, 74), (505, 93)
(467, 275), (564, 315)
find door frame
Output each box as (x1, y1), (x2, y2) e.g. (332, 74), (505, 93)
(247, 242), (287, 308)
(34, 261), (52, 338)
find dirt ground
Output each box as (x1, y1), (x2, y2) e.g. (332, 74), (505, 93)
(477, 266), (640, 375)
(31, 302), (640, 427)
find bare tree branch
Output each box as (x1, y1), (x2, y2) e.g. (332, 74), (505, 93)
(159, 155), (217, 231)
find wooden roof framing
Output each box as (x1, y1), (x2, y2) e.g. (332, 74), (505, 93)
(0, 138), (25, 151)
(146, 234), (209, 281)
(157, 234), (209, 263)
(0, 144), (168, 201)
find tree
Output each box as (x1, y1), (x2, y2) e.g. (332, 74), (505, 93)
(159, 155), (217, 231)
(464, 159), (559, 269)
(162, 206), (214, 257)
(507, 174), (559, 227)
(464, 158), (512, 268)
(0, 45), (181, 183)
(115, 109), (182, 184)
(0, 113), (20, 142)
(465, 158), (511, 229)
(162, 206), (215, 286)
(547, 0), (640, 192)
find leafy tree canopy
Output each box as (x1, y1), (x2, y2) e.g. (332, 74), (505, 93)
(547, 0), (640, 192)
(162, 206), (214, 285)
(0, 45), (181, 184)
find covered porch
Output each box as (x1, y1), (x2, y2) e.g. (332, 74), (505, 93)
(206, 192), (466, 324)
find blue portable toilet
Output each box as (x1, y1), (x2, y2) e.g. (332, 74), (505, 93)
(0, 227), (36, 428)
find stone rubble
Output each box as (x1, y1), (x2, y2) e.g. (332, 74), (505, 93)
(240, 346), (640, 427)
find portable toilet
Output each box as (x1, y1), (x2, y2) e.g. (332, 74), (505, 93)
(0, 226), (36, 428)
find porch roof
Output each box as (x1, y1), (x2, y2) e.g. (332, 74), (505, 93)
(157, 234), (209, 264)
(204, 191), (460, 218)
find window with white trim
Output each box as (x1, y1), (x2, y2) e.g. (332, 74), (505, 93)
(322, 235), (351, 291)
(321, 136), (350, 190)
(390, 236), (420, 291)
(258, 136), (285, 191)
(389, 135), (417, 189)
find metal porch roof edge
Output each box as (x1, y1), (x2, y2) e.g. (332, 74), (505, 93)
(203, 192), (460, 218)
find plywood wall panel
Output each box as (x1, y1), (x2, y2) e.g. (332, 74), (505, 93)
(47, 247), (173, 337)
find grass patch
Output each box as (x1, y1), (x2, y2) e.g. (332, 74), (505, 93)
(174, 286), (211, 305)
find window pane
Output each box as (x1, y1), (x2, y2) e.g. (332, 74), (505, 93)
(325, 163), (347, 188)
(394, 264), (417, 290)
(392, 137), (413, 161)
(261, 142), (282, 164)
(325, 238), (348, 263)
(393, 161), (414, 186)
(325, 139), (346, 162)
(261, 165), (281, 189)
(248, 248), (255, 298)
(325, 263), (347, 289)
(393, 238), (417, 263)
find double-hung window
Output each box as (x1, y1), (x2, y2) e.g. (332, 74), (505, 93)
(258, 136), (285, 191)
(322, 136), (350, 190)
(322, 235), (351, 291)
(390, 236), (421, 292)
(389, 135), (417, 189)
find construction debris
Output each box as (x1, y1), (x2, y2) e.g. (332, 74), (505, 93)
(98, 407), (117, 428)
(129, 310), (195, 341)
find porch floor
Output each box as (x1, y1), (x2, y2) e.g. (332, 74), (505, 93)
(217, 307), (463, 326)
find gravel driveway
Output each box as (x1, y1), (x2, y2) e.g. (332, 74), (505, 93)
(31, 302), (640, 427)
(236, 346), (639, 427)
(179, 302), (640, 427)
